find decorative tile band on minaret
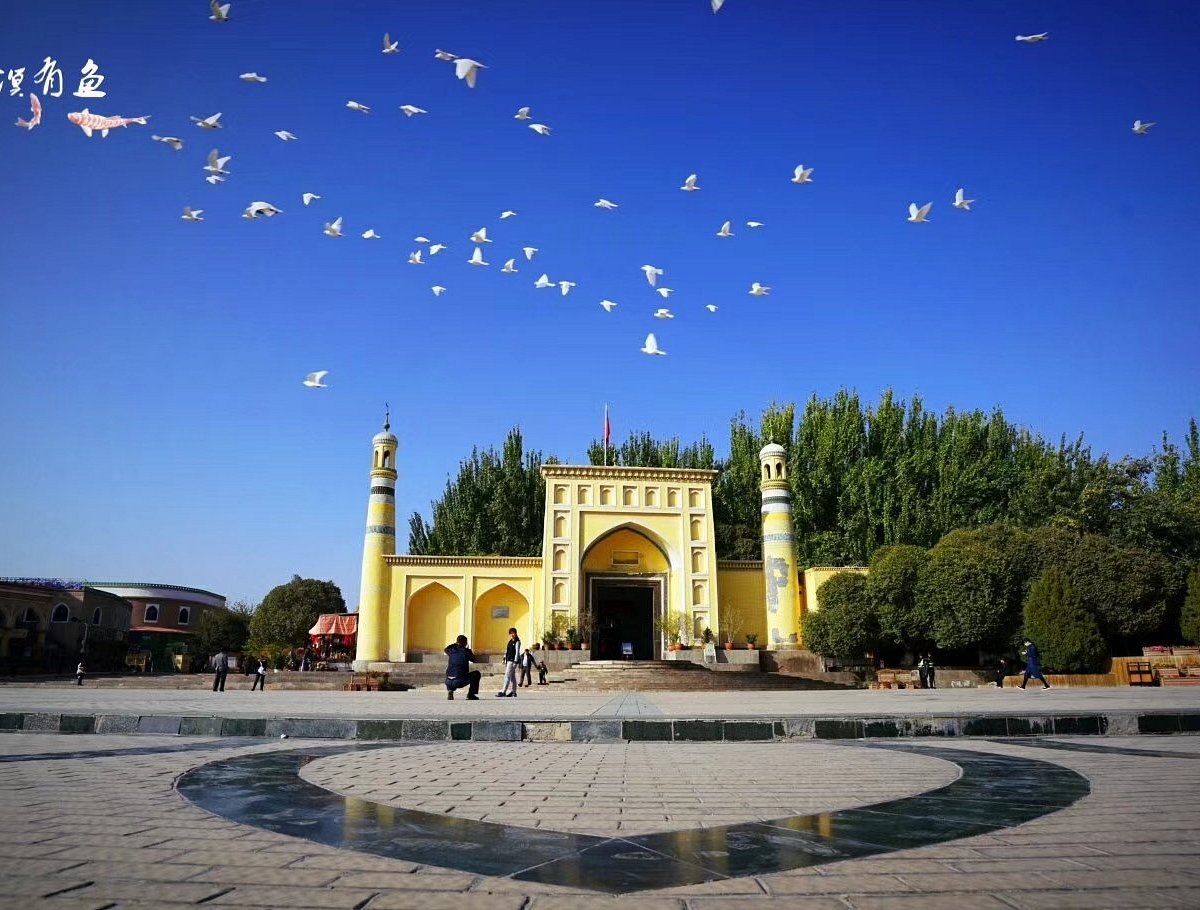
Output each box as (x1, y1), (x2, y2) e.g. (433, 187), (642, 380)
(759, 443), (802, 648)
(354, 409), (398, 668)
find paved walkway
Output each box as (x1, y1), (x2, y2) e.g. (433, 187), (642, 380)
(2, 733), (1199, 908)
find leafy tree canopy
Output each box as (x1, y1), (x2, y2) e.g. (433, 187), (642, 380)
(803, 572), (879, 659)
(194, 607), (250, 655)
(247, 576), (345, 652)
(1023, 566), (1108, 673)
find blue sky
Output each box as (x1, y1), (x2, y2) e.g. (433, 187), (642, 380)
(1, 0), (1197, 609)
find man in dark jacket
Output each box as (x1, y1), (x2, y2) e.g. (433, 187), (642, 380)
(211, 651), (228, 692)
(444, 635), (481, 700)
(1019, 639), (1051, 690)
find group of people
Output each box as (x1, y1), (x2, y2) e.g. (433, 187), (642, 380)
(904, 639), (1052, 691)
(444, 628), (548, 700)
(210, 651), (268, 692)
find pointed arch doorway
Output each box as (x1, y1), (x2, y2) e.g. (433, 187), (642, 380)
(582, 526), (670, 661)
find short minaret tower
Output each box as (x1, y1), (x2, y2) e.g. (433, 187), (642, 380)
(759, 443), (802, 648)
(354, 409), (398, 668)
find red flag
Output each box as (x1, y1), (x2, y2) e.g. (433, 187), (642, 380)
(604, 404), (611, 448)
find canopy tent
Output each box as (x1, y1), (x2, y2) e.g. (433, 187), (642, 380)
(308, 613), (357, 637)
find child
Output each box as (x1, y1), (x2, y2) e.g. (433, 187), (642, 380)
(75, 662), (85, 686)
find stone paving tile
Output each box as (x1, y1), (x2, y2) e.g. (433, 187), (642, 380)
(994, 889), (1197, 909)
(331, 871), (476, 891)
(0, 878), (95, 899)
(187, 866), (342, 886)
(60, 880), (235, 903)
(368, 892), (528, 910)
(205, 885), (379, 908)
(526, 896), (687, 909)
(842, 896), (1013, 910)
(0, 899), (115, 910)
(287, 854), (421, 874)
(685, 900), (847, 910)
(765, 873), (915, 895)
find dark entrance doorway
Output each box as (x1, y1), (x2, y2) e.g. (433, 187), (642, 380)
(589, 579), (658, 660)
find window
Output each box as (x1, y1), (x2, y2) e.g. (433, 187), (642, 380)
(178, 607), (190, 626)
(91, 607), (102, 626)
(20, 608), (39, 626)
(145, 604), (160, 623)
(51, 604), (71, 623)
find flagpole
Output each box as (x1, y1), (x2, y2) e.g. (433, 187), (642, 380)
(603, 403), (608, 467)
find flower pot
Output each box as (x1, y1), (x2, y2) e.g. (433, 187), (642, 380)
(555, 642), (564, 650)
(724, 643), (734, 651)
(746, 643), (757, 650)
(581, 641), (591, 651)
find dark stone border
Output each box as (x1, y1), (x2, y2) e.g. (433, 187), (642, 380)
(0, 711), (1196, 742)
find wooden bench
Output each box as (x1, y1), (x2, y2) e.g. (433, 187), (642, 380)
(876, 669), (922, 689)
(344, 672), (390, 692)
(1127, 660), (1155, 686)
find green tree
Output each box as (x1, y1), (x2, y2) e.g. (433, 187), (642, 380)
(915, 540), (1010, 651)
(802, 572), (879, 659)
(194, 606), (250, 655)
(1181, 565), (1200, 645)
(867, 545), (928, 647)
(1022, 566), (1107, 673)
(1060, 534), (1177, 647)
(247, 576), (345, 652)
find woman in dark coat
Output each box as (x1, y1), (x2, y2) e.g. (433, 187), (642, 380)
(1019, 639), (1051, 689)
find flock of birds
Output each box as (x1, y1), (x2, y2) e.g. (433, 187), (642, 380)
(16, 1), (1162, 383)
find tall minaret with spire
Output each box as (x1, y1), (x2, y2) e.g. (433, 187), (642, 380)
(354, 407), (398, 668)
(759, 442), (802, 648)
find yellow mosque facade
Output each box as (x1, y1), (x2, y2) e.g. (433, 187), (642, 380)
(354, 423), (847, 668)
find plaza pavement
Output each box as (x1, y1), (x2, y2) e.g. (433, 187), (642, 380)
(2, 731), (1199, 909)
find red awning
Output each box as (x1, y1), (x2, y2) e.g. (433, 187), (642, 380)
(308, 613), (358, 637)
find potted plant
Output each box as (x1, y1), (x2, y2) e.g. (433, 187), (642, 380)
(551, 613), (568, 650)
(577, 612), (592, 652)
(720, 605), (744, 651)
(566, 627), (581, 650)
(745, 632), (758, 650)
(540, 632), (554, 650)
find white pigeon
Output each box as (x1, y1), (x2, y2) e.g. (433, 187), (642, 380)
(680, 173), (700, 192)
(434, 49), (459, 61)
(1132, 119), (1155, 135)
(953, 188), (975, 211)
(1015, 33), (1049, 43)
(641, 333), (665, 356)
(205, 174), (224, 185)
(641, 264), (664, 287)
(791, 164), (813, 184)
(408, 250), (424, 265)
(749, 282), (770, 296)
(301, 192), (320, 206)
(346, 101), (370, 114)
(523, 246), (538, 261)
(706, 304), (718, 312)
(468, 246), (489, 267)
(209, 0), (231, 23)
(362, 229), (381, 239)
(470, 227), (492, 244)
(454, 58), (486, 88)
(712, 0), (725, 11)
(501, 258), (518, 273)
(529, 123), (552, 136)
(191, 113), (223, 129)
(600, 300), (617, 312)
(203, 149), (231, 176)
(151, 134), (183, 150)
(432, 285), (446, 296)
(414, 236), (431, 243)
(243, 201), (282, 219)
(382, 33), (399, 54)
(558, 280), (576, 296)
(303, 371), (328, 388)
(274, 130), (298, 141)
(181, 207), (204, 222)
(656, 287), (675, 299)
(324, 217), (344, 237)
(534, 273), (554, 289)
(595, 198), (619, 210)
(399, 104), (427, 117)
(716, 220), (733, 237)
(514, 107), (532, 120)
(746, 221), (764, 228)
(654, 307), (674, 319)
(907, 202), (933, 223)
(500, 210), (517, 219)
(429, 243), (447, 255)
(239, 72), (267, 83)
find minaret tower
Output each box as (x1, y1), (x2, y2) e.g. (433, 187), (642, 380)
(759, 443), (802, 648)
(354, 408), (398, 668)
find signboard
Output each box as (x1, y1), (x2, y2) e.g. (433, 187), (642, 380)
(703, 643), (717, 665)
(490, 606), (509, 619)
(621, 641), (633, 658)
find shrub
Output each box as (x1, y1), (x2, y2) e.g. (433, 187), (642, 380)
(1022, 566), (1107, 673)
(804, 572), (878, 659)
(1182, 565), (1200, 646)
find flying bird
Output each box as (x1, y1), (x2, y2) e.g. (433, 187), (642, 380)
(274, 130), (297, 141)
(432, 286), (446, 296)
(907, 202), (933, 223)
(303, 371), (328, 389)
(529, 123), (552, 135)
(717, 220), (733, 237)
(434, 49), (458, 61)
(749, 282), (771, 296)
(209, 0), (231, 23)
(205, 174), (224, 185)
(470, 227), (492, 244)
(654, 308), (674, 319)
(302, 192), (320, 206)
(243, 201), (282, 219)
(324, 217), (344, 237)
(362, 229), (381, 239)
(706, 304), (718, 312)
(600, 300), (617, 312)
(1132, 119), (1156, 135)
(641, 264), (663, 286)
(191, 112), (223, 129)
(558, 280), (576, 296)
(746, 221), (764, 228)
(1015, 33), (1049, 43)
(534, 273), (553, 289)
(399, 104), (427, 117)
(346, 101), (370, 113)
(15, 94), (42, 130)
(595, 198), (619, 210)
(953, 188), (975, 210)
(655, 287), (674, 299)
(454, 58), (486, 88)
(408, 250), (424, 265)
(500, 210), (517, 219)
(382, 33), (399, 54)
(429, 243), (446, 255)
(501, 259), (518, 273)
(514, 107), (531, 120)
(203, 149), (231, 176)
(641, 333), (665, 356)
(414, 236), (431, 244)
(523, 246), (538, 260)
(712, 0), (726, 11)
(791, 165), (813, 184)
(468, 246), (489, 267)
(239, 72), (267, 83)
(151, 134), (183, 149)
(680, 173), (700, 192)
(181, 207), (204, 222)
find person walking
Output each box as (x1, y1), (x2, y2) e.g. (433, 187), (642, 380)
(211, 651), (228, 693)
(537, 657), (549, 685)
(1019, 639), (1051, 689)
(75, 661), (85, 687)
(922, 653), (936, 689)
(251, 657), (267, 691)
(518, 647), (535, 688)
(498, 627), (521, 698)
(994, 657), (1009, 688)
(444, 635), (481, 700)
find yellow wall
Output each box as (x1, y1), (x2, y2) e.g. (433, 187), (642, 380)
(803, 566), (868, 615)
(405, 582), (462, 652)
(716, 564), (766, 646)
(472, 583), (531, 654)
(581, 527), (671, 575)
